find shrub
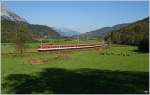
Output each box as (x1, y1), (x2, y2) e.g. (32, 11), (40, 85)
(138, 38), (149, 52)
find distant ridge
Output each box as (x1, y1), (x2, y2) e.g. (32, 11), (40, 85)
(52, 27), (80, 37)
(78, 23), (129, 38)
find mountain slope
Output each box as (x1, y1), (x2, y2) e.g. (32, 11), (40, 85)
(79, 23), (129, 38)
(1, 19), (60, 42)
(52, 27), (80, 37)
(106, 17), (149, 45)
(28, 24), (60, 38)
(1, 5), (27, 22)
(1, 6), (60, 42)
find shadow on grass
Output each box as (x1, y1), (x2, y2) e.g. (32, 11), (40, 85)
(2, 68), (149, 94)
(131, 49), (149, 54)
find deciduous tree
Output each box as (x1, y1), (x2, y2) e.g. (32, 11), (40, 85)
(13, 23), (33, 55)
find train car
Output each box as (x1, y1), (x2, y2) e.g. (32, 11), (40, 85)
(37, 43), (103, 52)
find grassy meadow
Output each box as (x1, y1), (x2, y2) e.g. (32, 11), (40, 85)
(1, 39), (100, 54)
(1, 39), (149, 94)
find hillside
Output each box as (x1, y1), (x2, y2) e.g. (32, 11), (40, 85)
(1, 19), (60, 42)
(1, 5), (60, 42)
(106, 17), (149, 45)
(79, 23), (129, 38)
(27, 24), (60, 38)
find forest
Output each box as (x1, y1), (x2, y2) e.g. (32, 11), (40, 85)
(105, 17), (149, 52)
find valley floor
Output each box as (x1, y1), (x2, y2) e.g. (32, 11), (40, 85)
(1, 44), (149, 94)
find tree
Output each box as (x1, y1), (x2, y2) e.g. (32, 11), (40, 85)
(13, 23), (33, 55)
(106, 37), (112, 48)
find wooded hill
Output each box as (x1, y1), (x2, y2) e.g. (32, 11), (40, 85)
(1, 19), (60, 42)
(105, 17), (149, 45)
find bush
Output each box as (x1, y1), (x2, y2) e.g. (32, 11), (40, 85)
(138, 38), (149, 52)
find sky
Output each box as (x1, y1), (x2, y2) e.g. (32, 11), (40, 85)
(2, 1), (149, 33)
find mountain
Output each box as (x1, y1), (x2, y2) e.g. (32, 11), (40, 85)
(27, 24), (60, 38)
(106, 17), (149, 45)
(1, 5), (27, 22)
(1, 19), (60, 42)
(1, 6), (60, 42)
(52, 27), (80, 37)
(79, 23), (129, 38)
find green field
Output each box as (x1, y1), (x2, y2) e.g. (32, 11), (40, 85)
(1, 39), (101, 54)
(1, 42), (149, 94)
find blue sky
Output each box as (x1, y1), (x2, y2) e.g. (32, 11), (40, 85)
(3, 1), (149, 33)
